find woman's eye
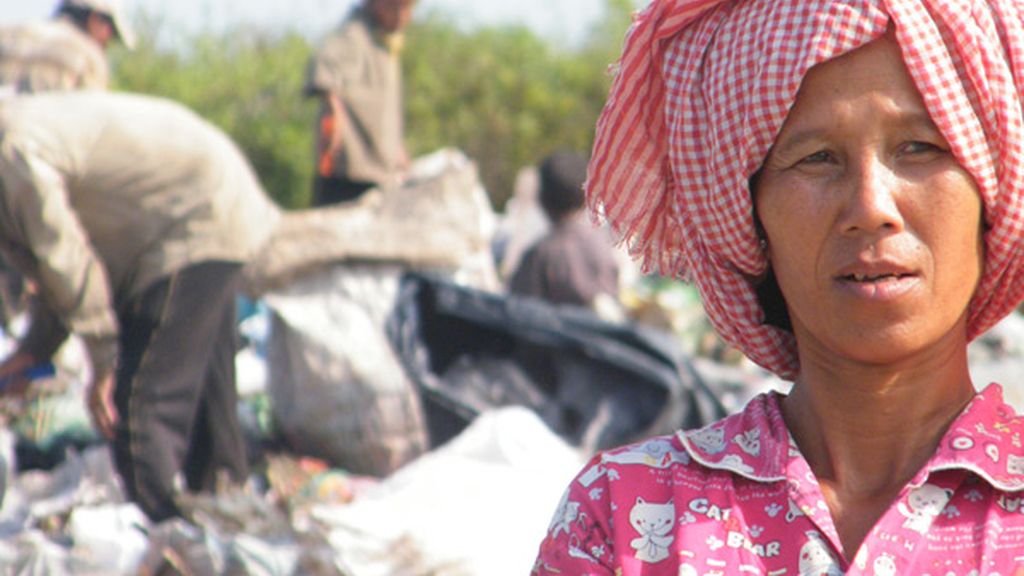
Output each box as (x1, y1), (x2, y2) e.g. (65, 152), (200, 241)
(798, 150), (834, 165)
(902, 141), (946, 155)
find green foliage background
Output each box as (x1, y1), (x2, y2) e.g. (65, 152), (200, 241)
(111, 0), (634, 210)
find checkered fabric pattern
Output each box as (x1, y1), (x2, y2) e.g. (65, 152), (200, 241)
(588, 0), (1024, 379)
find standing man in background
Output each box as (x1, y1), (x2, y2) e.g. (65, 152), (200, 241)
(304, 0), (416, 206)
(0, 0), (135, 93)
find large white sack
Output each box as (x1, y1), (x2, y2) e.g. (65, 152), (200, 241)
(264, 264), (430, 476)
(260, 148), (499, 476)
(310, 406), (586, 576)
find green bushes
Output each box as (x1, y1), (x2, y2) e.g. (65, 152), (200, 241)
(112, 27), (318, 208)
(111, 1), (633, 210)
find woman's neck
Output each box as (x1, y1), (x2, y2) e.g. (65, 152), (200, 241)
(783, 370), (973, 493)
(781, 339), (976, 556)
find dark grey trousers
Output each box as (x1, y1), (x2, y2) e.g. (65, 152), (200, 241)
(112, 261), (248, 522)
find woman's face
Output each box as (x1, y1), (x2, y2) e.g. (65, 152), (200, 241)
(754, 34), (984, 368)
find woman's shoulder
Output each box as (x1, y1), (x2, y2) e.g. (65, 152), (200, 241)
(930, 383), (1024, 491)
(574, 391), (791, 491)
(676, 391), (791, 482)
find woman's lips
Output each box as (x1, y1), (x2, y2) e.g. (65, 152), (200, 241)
(834, 272), (921, 300)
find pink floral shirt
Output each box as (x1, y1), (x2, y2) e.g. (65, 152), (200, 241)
(533, 384), (1024, 575)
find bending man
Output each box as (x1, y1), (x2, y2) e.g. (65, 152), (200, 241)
(0, 91), (280, 522)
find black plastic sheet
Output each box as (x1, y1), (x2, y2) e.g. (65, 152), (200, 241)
(387, 273), (726, 453)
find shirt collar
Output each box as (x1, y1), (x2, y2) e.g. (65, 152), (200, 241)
(677, 391), (789, 482)
(678, 384), (1024, 492)
(922, 383), (1024, 492)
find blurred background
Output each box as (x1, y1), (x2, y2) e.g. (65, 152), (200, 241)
(3, 4), (1024, 574)
(0, 0), (638, 210)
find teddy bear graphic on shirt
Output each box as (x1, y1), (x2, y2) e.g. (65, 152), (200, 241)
(629, 497), (675, 563)
(897, 483), (953, 534)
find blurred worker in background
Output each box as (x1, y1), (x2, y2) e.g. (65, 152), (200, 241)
(0, 91), (280, 523)
(509, 151), (621, 316)
(304, 0), (416, 206)
(0, 0), (136, 332)
(0, 0), (135, 93)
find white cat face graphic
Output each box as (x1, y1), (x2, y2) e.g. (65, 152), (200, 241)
(630, 498), (675, 537)
(906, 484), (953, 516)
(629, 498), (675, 564)
(897, 483), (953, 534)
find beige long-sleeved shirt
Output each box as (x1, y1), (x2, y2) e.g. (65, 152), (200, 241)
(0, 17), (109, 93)
(304, 7), (404, 186)
(0, 91), (280, 372)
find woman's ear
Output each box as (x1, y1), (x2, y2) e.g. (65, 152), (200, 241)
(755, 267), (792, 333)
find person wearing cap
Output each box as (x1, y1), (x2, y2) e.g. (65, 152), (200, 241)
(0, 91), (280, 522)
(0, 0), (135, 93)
(508, 151), (620, 313)
(0, 1), (136, 382)
(304, 0), (416, 206)
(533, 0), (1024, 573)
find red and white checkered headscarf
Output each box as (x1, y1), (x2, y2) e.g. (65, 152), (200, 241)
(589, 0), (1024, 379)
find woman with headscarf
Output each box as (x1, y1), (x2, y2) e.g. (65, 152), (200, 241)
(532, 0), (1024, 573)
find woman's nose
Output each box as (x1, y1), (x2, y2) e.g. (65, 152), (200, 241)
(838, 156), (905, 236)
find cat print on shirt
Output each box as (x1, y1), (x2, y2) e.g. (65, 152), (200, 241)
(577, 438), (691, 488)
(785, 498), (805, 523)
(852, 544), (869, 571)
(688, 425), (727, 454)
(798, 531), (842, 576)
(533, 386), (1024, 576)
(1007, 453), (1024, 475)
(733, 428), (762, 457)
(897, 483), (953, 534)
(629, 498), (675, 563)
(606, 438), (691, 469)
(678, 564), (699, 576)
(871, 553), (897, 576)
(547, 491), (582, 538)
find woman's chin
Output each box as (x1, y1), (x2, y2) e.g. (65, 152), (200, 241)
(796, 316), (969, 372)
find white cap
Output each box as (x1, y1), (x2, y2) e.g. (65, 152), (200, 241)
(61, 0), (136, 49)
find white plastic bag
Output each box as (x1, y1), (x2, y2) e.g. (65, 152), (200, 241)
(311, 406), (586, 576)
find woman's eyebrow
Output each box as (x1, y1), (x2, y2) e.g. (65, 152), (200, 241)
(771, 128), (825, 154)
(889, 110), (942, 132)
(774, 110), (940, 151)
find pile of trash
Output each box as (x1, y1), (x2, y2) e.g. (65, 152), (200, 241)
(0, 405), (584, 575)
